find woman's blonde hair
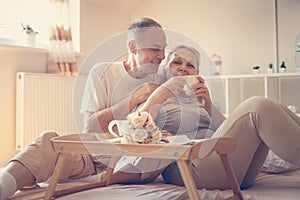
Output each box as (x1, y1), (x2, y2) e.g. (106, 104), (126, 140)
(163, 45), (201, 72)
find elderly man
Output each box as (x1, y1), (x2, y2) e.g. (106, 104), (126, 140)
(0, 17), (167, 200)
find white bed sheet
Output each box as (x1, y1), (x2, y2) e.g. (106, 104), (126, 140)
(57, 169), (300, 200)
(10, 169), (300, 200)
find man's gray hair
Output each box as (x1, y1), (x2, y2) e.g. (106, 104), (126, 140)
(127, 18), (162, 45)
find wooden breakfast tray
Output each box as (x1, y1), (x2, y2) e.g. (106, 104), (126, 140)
(44, 133), (244, 200)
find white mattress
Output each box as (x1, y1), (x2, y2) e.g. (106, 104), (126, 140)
(10, 169), (300, 200)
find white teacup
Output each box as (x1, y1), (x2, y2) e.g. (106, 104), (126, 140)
(183, 76), (199, 96)
(108, 120), (131, 137)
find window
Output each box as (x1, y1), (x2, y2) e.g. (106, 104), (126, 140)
(0, 0), (80, 51)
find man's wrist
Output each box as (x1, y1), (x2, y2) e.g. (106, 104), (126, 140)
(128, 96), (138, 111)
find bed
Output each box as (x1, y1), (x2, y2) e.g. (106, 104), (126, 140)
(8, 134), (300, 200)
(8, 168), (300, 200)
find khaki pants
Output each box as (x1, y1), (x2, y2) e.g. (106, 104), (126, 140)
(163, 96), (300, 189)
(11, 131), (110, 183)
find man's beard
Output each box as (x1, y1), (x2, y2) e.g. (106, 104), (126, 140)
(140, 61), (161, 74)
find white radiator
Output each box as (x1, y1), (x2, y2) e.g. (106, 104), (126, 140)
(16, 72), (87, 150)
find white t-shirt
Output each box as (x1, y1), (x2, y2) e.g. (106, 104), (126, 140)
(80, 61), (162, 132)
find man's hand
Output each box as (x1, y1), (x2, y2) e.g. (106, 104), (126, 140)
(130, 83), (160, 106)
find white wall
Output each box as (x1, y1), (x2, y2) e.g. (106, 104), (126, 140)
(277, 0), (300, 70)
(131, 0), (276, 75)
(79, 0), (300, 74)
(79, 0), (130, 74)
(0, 48), (48, 166)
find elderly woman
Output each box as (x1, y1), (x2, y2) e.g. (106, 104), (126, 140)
(119, 45), (300, 190)
(141, 45), (223, 139)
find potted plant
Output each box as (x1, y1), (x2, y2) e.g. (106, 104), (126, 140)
(252, 66), (260, 74)
(279, 61), (287, 73)
(21, 23), (38, 44)
(267, 63), (274, 73)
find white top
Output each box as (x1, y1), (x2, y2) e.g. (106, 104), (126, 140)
(80, 61), (162, 120)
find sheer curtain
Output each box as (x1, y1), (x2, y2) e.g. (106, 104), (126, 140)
(47, 0), (78, 77)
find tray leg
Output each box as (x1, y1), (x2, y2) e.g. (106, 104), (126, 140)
(176, 159), (199, 200)
(101, 156), (120, 186)
(219, 153), (244, 200)
(44, 153), (68, 200)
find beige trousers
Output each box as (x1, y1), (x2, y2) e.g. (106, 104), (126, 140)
(11, 131), (111, 183)
(163, 96), (300, 189)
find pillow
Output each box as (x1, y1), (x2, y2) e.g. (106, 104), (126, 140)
(261, 150), (300, 173)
